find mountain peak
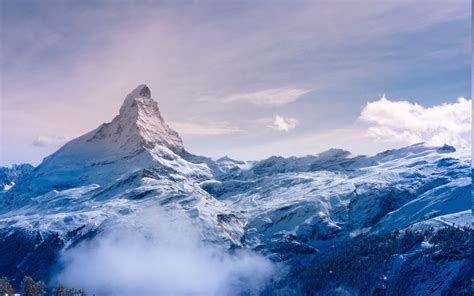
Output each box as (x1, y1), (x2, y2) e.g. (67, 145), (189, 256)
(53, 83), (185, 166)
(88, 84), (184, 154)
(120, 84), (152, 114)
(108, 84), (184, 153)
(6, 85), (186, 199)
(138, 84), (151, 98)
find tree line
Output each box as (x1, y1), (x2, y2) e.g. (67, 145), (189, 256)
(0, 276), (87, 296)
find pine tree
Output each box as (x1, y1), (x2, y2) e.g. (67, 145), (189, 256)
(36, 280), (47, 296)
(53, 283), (67, 296)
(0, 277), (14, 295)
(21, 276), (37, 296)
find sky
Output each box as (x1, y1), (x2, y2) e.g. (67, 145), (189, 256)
(0, 0), (471, 166)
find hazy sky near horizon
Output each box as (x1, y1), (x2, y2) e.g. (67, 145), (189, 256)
(0, 0), (471, 166)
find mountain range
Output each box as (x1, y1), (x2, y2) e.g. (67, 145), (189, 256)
(0, 85), (471, 295)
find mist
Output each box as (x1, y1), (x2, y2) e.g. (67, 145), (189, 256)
(56, 208), (274, 295)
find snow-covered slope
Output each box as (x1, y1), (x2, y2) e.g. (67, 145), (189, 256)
(208, 143), (470, 257)
(0, 164), (33, 191)
(0, 85), (470, 293)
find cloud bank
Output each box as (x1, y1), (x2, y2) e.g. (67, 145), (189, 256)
(57, 208), (274, 296)
(359, 96), (471, 150)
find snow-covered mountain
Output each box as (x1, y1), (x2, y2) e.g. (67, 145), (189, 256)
(1, 85), (242, 247)
(6, 85), (197, 199)
(0, 85), (470, 294)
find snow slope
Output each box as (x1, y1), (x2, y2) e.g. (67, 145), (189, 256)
(0, 164), (33, 191)
(200, 143), (470, 257)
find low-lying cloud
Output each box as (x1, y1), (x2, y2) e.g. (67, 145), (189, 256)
(359, 96), (471, 150)
(56, 208), (274, 296)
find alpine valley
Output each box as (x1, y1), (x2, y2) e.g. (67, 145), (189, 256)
(0, 85), (471, 295)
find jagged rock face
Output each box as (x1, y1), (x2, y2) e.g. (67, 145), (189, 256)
(86, 84), (183, 154)
(115, 84), (183, 153)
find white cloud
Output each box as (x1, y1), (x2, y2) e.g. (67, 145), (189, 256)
(272, 115), (299, 132)
(32, 135), (68, 147)
(201, 88), (310, 106)
(57, 208), (274, 296)
(359, 96), (471, 150)
(169, 121), (241, 136)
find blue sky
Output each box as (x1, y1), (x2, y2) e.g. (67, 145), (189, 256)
(0, 0), (471, 165)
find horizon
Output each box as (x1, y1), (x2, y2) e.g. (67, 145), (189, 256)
(1, 0), (471, 166)
(4, 82), (468, 168)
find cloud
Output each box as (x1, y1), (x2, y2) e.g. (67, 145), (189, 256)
(56, 208), (274, 296)
(359, 96), (471, 150)
(169, 121), (242, 136)
(272, 115), (299, 132)
(201, 88), (310, 106)
(32, 135), (68, 147)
